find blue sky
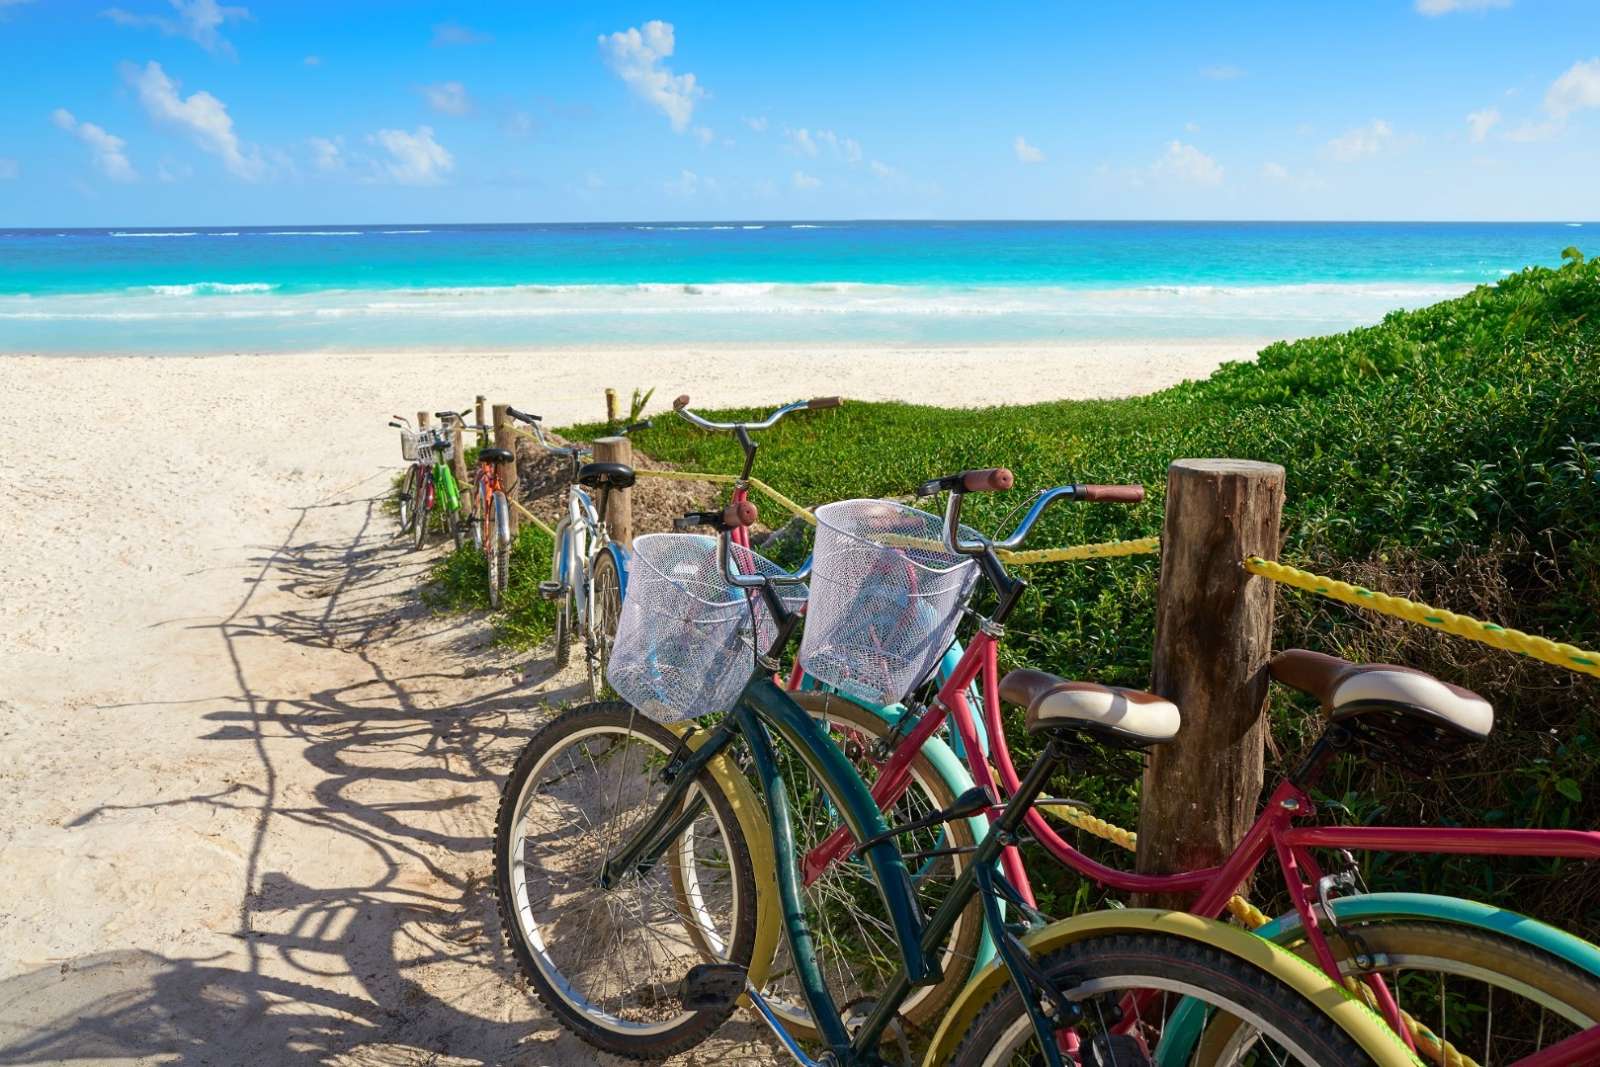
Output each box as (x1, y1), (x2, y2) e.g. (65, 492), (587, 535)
(2, 0), (1598, 225)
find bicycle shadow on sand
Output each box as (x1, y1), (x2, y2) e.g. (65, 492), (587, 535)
(1, 485), (775, 1066)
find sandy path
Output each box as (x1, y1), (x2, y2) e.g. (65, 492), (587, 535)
(0, 341), (1255, 1064)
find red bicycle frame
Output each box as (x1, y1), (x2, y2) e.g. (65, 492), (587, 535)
(803, 629), (1600, 1064)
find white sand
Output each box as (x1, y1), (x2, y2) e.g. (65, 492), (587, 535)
(0, 340), (1256, 1063)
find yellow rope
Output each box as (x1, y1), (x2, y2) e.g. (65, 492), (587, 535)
(1245, 556), (1600, 679)
(507, 498), (556, 538)
(1000, 535), (1161, 566)
(631, 468), (820, 526)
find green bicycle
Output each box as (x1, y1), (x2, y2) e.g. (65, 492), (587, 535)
(391, 411), (468, 551)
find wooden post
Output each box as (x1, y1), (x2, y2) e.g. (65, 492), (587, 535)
(417, 410), (432, 431)
(492, 404), (520, 534)
(592, 436), (633, 547)
(449, 419), (468, 485)
(605, 388), (619, 426)
(1136, 459), (1285, 908)
(474, 395), (487, 439)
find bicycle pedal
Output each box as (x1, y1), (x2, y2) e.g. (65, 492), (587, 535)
(537, 581), (565, 600)
(680, 963), (747, 1011)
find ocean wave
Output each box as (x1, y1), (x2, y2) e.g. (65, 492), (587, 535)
(381, 229), (431, 234)
(264, 230), (363, 236)
(110, 231), (198, 238)
(138, 282), (278, 295)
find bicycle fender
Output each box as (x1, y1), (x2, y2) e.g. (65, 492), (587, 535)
(919, 909), (1420, 1067)
(666, 721), (780, 1006)
(599, 541), (631, 600)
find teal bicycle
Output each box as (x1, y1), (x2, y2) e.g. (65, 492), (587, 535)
(492, 494), (1415, 1065)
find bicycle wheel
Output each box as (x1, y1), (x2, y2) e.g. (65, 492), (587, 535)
(448, 501), (465, 551)
(951, 932), (1381, 1067)
(397, 465), (418, 536)
(494, 701), (758, 1059)
(1256, 919), (1600, 1064)
(412, 469), (432, 550)
(759, 690), (984, 1044)
(486, 491), (510, 608)
(468, 482), (485, 553)
(586, 548), (623, 700)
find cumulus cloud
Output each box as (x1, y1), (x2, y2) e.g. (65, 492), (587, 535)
(368, 126), (452, 185)
(422, 81), (471, 116)
(598, 20), (704, 133)
(1325, 119), (1392, 161)
(693, 125), (715, 146)
(1152, 140), (1223, 184)
(743, 115), (768, 132)
(664, 168), (700, 196)
(792, 169), (820, 190)
(869, 160), (896, 179)
(1201, 64), (1244, 80)
(815, 129), (860, 162)
(1466, 107), (1500, 142)
(1261, 161), (1289, 181)
(1415, 0), (1510, 14)
(308, 135), (342, 172)
(1013, 135), (1045, 164)
(432, 21), (490, 46)
(786, 127), (817, 156)
(51, 107), (137, 182)
(102, 0), (250, 59)
(1545, 57), (1600, 119)
(126, 60), (261, 179)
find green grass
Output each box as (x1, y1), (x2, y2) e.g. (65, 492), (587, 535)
(426, 526), (557, 647)
(564, 254), (1600, 932)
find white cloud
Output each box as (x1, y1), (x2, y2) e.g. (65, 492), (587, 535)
(787, 127), (862, 163)
(869, 160), (895, 179)
(1415, 0), (1511, 14)
(1466, 107), (1500, 142)
(302, 54), (321, 67)
(693, 125), (715, 146)
(665, 168), (699, 196)
(792, 169), (821, 190)
(422, 81), (471, 116)
(126, 61), (261, 179)
(1325, 119), (1392, 162)
(1261, 161), (1289, 181)
(503, 111), (534, 137)
(1545, 58), (1600, 119)
(308, 135), (342, 172)
(1152, 140), (1223, 184)
(51, 107), (137, 182)
(0, 158), (18, 179)
(432, 21), (490, 46)
(1201, 64), (1244, 80)
(787, 127), (818, 156)
(1184, 121), (1201, 134)
(743, 115), (768, 132)
(598, 20), (704, 133)
(368, 126), (452, 185)
(102, 0), (250, 59)
(1013, 135), (1044, 164)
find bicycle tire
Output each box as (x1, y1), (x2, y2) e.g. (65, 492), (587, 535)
(951, 931), (1381, 1067)
(493, 701), (758, 1059)
(586, 548), (623, 699)
(486, 491), (509, 609)
(397, 465), (418, 537)
(1252, 919), (1600, 1064)
(757, 690), (984, 1045)
(411, 468), (431, 550)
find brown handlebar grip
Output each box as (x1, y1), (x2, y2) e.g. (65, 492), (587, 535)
(673, 394), (691, 411)
(808, 396), (843, 409)
(723, 500), (758, 528)
(1078, 484), (1145, 503)
(961, 468), (1015, 492)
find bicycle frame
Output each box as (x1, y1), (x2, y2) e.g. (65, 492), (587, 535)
(804, 624), (1600, 1065)
(599, 658), (1080, 1066)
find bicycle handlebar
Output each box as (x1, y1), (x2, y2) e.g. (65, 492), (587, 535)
(930, 479), (1145, 556)
(672, 394), (843, 433)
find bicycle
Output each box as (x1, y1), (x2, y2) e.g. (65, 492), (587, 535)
(492, 492), (1417, 1066)
(792, 471), (1600, 1066)
(389, 412), (467, 551)
(504, 406), (649, 699)
(453, 418), (514, 608)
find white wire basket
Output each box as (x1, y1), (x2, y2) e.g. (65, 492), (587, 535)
(606, 533), (808, 723)
(799, 499), (980, 706)
(409, 431), (453, 465)
(399, 430), (421, 462)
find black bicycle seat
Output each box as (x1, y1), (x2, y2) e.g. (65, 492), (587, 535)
(577, 461), (636, 490)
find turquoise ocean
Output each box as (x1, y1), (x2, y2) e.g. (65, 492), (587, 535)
(0, 221), (1587, 353)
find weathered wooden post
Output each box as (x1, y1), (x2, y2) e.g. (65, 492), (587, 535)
(592, 435), (633, 546)
(474, 395), (487, 438)
(1136, 459), (1285, 908)
(449, 419), (468, 485)
(492, 403), (520, 534)
(416, 410), (432, 431)
(605, 387), (619, 426)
